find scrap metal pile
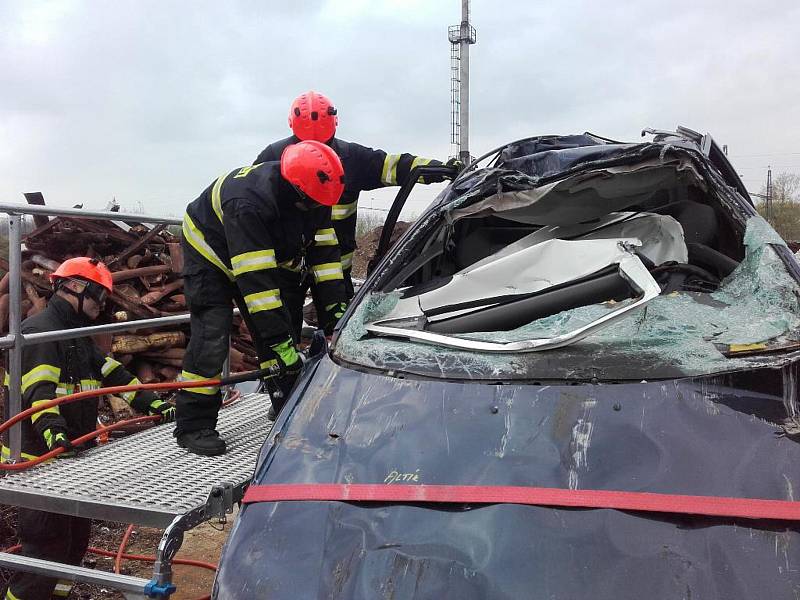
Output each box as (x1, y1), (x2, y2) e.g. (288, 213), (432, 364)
(0, 202), (259, 393)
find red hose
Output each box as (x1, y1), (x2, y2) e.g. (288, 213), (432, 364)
(1, 375), (253, 471)
(3, 540), (217, 599)
(114, 524), (135, 574)
(0, 416), (160, 471)
(0, 379), (227, 437)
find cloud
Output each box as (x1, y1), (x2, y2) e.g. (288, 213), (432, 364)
(0, 0), (797, 214)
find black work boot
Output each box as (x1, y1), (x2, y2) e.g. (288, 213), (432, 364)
(177, 429), (227, 456)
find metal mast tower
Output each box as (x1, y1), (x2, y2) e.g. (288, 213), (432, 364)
(448, 0), (476, 162)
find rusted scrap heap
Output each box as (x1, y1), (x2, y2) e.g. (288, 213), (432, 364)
(0, 210), (259, 385)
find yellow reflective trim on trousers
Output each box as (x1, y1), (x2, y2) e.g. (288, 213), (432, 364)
(231, 249), (277, 277)
(30, 399), (60, 423)
(381, 154), (401, 185)
(4, 585), (23, 599)
(182, 214), (234, 280)
(340, 251), (354, 271)
(331, 201), (357, 221)
(210, 173), (229, 224)
(311, 262), (344, 283)
(102, 357), (122, 377)
(179, 371), (221, 395)
(1, 444), (40, 462)
(21, 364), (61, 393)
(3, 372), (8, 386)
(244, 289), (282, 313)
(314, 228), (338, 246)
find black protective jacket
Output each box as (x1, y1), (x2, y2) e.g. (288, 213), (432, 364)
(182, 161), (346, 347)
(254, 136), (441, 276)
(1, 296), (159, 460)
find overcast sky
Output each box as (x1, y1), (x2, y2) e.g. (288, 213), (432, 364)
(1, 0), (799, 219)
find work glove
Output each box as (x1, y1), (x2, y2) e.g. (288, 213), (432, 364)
(422, 158), (465, 183)
(43, 427), (76, 458)
(148, 399), (176, 423)
(263, 338), (304, 416)
(322, 302), (348, 336)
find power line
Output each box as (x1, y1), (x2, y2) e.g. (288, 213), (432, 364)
(729, 152), (800, 158)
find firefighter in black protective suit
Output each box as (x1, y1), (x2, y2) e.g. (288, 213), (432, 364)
(2, 257), (174, 600)
(174, 140), (347, 457)
(254, 90), (460, 300)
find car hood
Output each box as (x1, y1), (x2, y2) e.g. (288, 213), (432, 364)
(214, 357), (800, 599)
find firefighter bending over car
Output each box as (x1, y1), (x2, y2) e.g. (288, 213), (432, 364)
(1, 258), (174, 600)
(174, 140), (347, 457)
(255, 90), (461, 299)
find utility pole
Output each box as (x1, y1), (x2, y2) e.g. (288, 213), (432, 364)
(448, 0), (476, 163)
(766, 165), (773, 222)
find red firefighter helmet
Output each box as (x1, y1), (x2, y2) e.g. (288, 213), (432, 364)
(288, 91), (338, 142)
(280, 141), (345, 207)
(50, 257), (114, 293)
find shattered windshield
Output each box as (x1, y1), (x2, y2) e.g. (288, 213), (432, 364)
(334, 142), (800, 381)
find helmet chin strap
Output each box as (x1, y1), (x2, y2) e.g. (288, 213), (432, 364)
(57, 280), (93, 321)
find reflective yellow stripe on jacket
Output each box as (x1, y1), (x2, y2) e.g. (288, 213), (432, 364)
(331, 201), (357, 221)
(21, 364), (61, 393)
(102, 357), (122, 377)
(231, 249), (277, 277)
(210, 173), (228, 223)
(381, 154), (402, 185)
(182, 214), (234, 280)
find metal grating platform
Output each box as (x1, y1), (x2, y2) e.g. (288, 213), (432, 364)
(0, 392), (273, 527)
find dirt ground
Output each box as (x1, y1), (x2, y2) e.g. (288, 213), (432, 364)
(1, 507), (233, 599)
(351, 220), (411, 279)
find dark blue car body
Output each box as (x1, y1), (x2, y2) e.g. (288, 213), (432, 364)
(215, 130), (800, 599)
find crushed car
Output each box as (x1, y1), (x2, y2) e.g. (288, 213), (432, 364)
(215, 127), (800, 599)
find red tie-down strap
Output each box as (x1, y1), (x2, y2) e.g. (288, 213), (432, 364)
(242, 484), (800, 521)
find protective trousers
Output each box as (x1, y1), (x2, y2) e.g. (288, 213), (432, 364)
(174, 249), (305, 435)
(4, 509), (91, 600)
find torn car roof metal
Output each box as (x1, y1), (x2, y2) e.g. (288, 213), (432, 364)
(367, 239), (661, 353)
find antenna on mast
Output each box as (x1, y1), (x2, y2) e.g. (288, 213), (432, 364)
(448, 0), (476, 163)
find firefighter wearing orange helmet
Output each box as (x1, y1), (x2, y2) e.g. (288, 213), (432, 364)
(2, 257), (173, 600)
(255, 90), (461, 298)
(174, 140), (347, 456)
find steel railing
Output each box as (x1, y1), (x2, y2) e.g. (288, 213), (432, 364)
(0, 202), (208, 463)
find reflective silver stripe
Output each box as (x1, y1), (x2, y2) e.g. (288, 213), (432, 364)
(121, 378), (140, 402)
(80, 379), (101, 393)
(179, 371), (220, 395)
(181, 214), (234, 280)
(101, 357), (122, 377)
(231, 249), (277, 277)
(332, 201), (357, 221)
(381, 154), (401, 185)
(311, 262), (344, 283)
(244, 289), (282, 313)
(314, 228), (338, 246)
(211, 173), (228, 223)
(21, 364), (61, 393)
(341, 251), (354, 270)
